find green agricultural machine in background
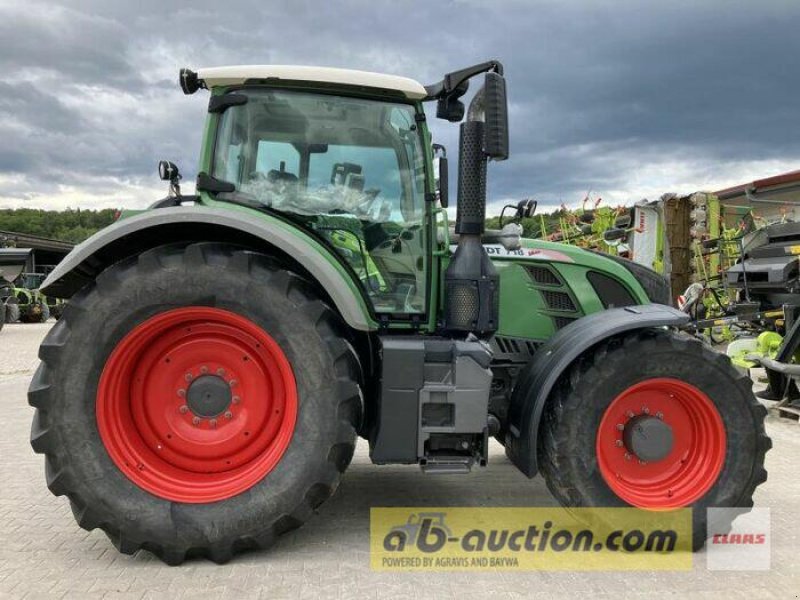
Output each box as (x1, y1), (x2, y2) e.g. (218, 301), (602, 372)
(12, 287), (49, 323)
(30, 61), (769, 564)
(4, 272), (61, 324)
(0, 248), (33, 330)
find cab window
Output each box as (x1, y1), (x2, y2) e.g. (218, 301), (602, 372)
(211, 90), (428, 315)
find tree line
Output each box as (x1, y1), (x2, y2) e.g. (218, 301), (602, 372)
(0, 206), (572, 244)
(0, 208), (119, 243)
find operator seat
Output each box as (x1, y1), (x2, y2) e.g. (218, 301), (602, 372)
(267, 161), (298, 183)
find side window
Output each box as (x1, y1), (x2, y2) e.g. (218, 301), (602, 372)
(212, 109), (244, 183)
(389, 106), (414, 135)
(256, 141), (300, 177)
(389, 107), (426, 215)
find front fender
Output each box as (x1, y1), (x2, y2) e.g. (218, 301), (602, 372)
(505, 304), (690, 477)
(42, 206), (377, 331)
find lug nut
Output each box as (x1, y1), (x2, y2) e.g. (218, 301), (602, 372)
(224, 411), (233, 419)
(217, 368), (226, 376)
(185, 373), (193, 382)
(200, 366), (209, 374)
(177, 389), (186, 398)
(656, 412), (664, 419)
(229, 379), (238, 388)
(615, 440), (623, 447)
(209, 419), (217, 428)
(232, 396), (241, 404)
(192, 417), (201, 425)
(179, 405), (189, 414)
(616, 423), (624, 431)
(626, 411), (635, 418)
(624, 453), (632, 461)
(642, 407), (650, 415)
(638, 459), (646, 465)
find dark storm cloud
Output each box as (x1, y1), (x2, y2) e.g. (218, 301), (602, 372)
(0, 0), (798, 208)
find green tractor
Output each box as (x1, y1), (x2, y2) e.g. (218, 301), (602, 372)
(13, 287), (49, 323)
(18, 272), (66, 320)
(1, 248), (33, 328)
(12, 273), (54, 323)
(31, 61), (769, 564)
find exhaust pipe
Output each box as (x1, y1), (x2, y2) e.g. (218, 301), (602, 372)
(444, 85), (501, 337)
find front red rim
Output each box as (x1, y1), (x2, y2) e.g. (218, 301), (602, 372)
(596, 378), (726, 508)
(96, 307), (298, 503)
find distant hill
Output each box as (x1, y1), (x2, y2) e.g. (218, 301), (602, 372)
(0, 208), (119, 243)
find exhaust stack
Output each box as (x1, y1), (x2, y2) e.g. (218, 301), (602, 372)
(444, 71), (508, 337)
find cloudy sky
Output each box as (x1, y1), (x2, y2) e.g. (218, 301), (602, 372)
(1, 0), (799, 214)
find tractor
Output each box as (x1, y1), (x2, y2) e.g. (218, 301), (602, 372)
(12, 288), (48, 323)
(9, 273), (55, 323)
(0, 248), (33, 328)
(30, 61), (770, 564)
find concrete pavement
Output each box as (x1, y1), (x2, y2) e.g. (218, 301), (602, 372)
(0, 322), (798, 599)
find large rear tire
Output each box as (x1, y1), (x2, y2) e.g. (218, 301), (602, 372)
(538, 329), (770, 550)
(29, 243), (362, 564)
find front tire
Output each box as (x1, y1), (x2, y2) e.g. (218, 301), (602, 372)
(538, 329), (770, 550)
(29, 243), (361, 564)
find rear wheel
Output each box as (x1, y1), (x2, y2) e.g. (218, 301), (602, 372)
(538, 329), (770, 550)
(5, 297), (20, 323)
(29, 243), (361, 563)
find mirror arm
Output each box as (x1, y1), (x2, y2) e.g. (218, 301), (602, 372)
(423, 60), (504, 101)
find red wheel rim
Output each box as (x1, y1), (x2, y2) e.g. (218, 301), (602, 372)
(596, 378), (726, 508)
(97, 307), (297, 503)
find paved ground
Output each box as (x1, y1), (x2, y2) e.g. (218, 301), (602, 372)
(0, 322), (798, 599)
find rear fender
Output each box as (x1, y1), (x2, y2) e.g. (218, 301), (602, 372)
(41, 206), (377, 331)
(504, 304), (690, 477)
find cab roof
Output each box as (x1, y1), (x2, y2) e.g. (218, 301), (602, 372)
(195, 65), (428, 100)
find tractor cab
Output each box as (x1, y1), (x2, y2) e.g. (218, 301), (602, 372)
(175, 63), (508, 327)
(184, 66), (435, 316)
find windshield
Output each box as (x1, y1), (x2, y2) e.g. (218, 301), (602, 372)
(211, 89), (428, 314)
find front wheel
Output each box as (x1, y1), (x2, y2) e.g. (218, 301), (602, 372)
(29, 243), (362, 563)
(538, 329), (770, 550)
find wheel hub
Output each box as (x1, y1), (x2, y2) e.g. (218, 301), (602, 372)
(96, 307), (298, 503)
(186, 374), (232, 418)
(623, 415), (673, 462)
(595, 377), (727, 508)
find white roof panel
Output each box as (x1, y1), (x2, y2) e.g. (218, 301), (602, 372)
(196, 65), (427, 100)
